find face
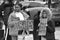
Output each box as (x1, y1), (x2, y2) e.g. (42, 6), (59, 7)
(12, 0), (17, 4)
(14, 4), (21, 12)
(42, 11), (47, 18)
(5, 0), (9, 4)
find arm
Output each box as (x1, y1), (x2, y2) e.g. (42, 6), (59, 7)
(8, 13), (19, 28)
(47, 20), (55, 33)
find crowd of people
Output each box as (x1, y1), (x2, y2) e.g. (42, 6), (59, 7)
(0, 0), (55, 40)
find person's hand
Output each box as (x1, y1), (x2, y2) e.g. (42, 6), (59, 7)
(0, 0), (4, 5)
(38, 23), (40, 27)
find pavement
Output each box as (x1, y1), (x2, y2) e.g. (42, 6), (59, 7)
(55, 27), (60, 40)
(2, 25), (60, 40)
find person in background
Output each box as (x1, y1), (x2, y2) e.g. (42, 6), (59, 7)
(0, 0), (5, 34)
(38, 8), (55, 40)
(0, 0), (13, 40)
(33, 11), (40, 40)
(0, 0), (13, 28)
(3, 0), (13, 27)
(0, 0), (5, 40)
(8, 3), (29, 40)
(0, 0), (6, 40)
(45, 8), (55, 40)
(0, 0), (4, 22)
(3, 0), (13, 40)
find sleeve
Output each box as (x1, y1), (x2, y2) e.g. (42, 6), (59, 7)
(47, 20), (55, 33)
(22, 11), (29, 20)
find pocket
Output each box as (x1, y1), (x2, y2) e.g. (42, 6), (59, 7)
(46, 33), (55, 39)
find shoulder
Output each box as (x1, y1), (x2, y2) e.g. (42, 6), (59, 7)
(47, 19), (54, 25)
(9, 12), (15, 17)
(48, 19), (54, 22)
(10, 12), (15, 15)
(21, 10), (29, 17)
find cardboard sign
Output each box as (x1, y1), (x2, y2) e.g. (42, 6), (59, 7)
(9, 20), (33, 35)
(38, 19), (47, 36)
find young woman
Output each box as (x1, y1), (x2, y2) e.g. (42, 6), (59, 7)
(8, 3), (29, 40)
(38, 8), (55, 40)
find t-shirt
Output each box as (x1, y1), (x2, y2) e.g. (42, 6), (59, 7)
(15, 12), (24, 20)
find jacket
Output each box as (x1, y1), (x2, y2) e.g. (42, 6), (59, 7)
(8, 11), (29, 35)
(46, 20), (55, 40)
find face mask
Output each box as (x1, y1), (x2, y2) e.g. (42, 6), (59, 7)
(42, 11), (47, 18)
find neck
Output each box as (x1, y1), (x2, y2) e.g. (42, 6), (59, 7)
(14, 10), (21, 12)
(0, 3), (2, 5)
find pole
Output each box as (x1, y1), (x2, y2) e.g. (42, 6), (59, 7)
(48, 0), (51, 8)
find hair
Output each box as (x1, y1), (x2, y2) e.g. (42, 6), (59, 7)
(14, 3), (22, 7)
(13, 3), (22, 10)
(40, 8), (52, 21)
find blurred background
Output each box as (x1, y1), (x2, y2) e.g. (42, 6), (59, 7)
(0, 0), (60, 40)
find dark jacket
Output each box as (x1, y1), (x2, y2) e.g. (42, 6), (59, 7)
(33, 11), (40, 40)
(3, 2), (13, 26)
(46, 20), (55, 40)
(0, 2), (13, 26)
(0, 3), (4, 20)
